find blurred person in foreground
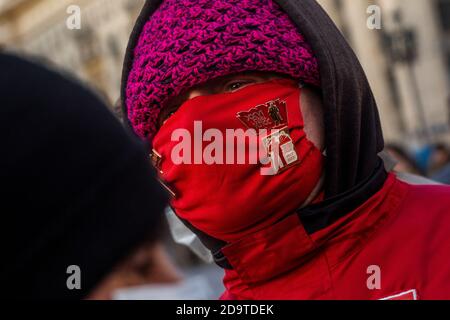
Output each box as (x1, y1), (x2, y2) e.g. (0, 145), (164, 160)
(121, 0), (450, 299)
(0, 53), (180, 300)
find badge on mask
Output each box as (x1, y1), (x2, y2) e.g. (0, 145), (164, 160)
(262, 128), (299, 174)
(237, 98), (299, 175)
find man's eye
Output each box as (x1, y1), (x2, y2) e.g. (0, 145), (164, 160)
(225, 80), (253, 92)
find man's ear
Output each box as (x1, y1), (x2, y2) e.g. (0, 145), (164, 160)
(300, 87), (325, 152)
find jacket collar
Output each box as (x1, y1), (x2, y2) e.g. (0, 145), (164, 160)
(298, 157), (388, 234)
(221, 168), (404, 289)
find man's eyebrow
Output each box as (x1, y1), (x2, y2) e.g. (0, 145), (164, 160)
(209, 73), (251, 85)
(218, 74), (240, 81)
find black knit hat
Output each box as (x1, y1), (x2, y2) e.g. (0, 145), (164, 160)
(0, 53), (168, 299)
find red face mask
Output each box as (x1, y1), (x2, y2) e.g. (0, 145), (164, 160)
(153, 79), (324, 242)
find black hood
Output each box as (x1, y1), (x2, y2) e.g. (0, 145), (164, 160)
(121, 0), (385, 199)
(120, 0), (388, 269)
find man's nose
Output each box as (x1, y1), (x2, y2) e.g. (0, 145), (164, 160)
(187, 88), (211, 100)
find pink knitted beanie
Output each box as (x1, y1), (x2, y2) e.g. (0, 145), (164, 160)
(125, 0), (320, 142)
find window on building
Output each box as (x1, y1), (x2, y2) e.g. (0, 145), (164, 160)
(437, 0), (450, 31)
(436, 0), (450, 84)
(446, 52), (450, 83)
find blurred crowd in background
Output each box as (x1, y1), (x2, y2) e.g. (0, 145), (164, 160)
(386, 143), (450, 184)
(1, 0), (450, 299)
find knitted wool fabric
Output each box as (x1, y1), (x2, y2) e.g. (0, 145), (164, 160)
(126, 0), (320, 142)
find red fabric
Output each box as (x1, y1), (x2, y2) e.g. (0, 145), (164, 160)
(153, 79), (324, 242)
(220, 174), (450, 300)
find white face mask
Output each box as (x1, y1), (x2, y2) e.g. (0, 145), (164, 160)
(113, 276), (218, 300)
(165, 207), (214, 263)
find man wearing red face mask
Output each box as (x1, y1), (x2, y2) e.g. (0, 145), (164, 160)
(121, 0), (450, 300)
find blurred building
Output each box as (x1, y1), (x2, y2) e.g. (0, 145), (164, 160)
(0, 0), (449, 145)
(0, 0), (144, 114)
(318, 0), (450, 145)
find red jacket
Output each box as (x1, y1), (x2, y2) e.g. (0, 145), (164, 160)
(220, 174), (450, 300)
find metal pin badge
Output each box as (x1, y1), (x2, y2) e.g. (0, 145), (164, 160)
(150, 149), (177, 198)
(150, 149), (163, 174)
